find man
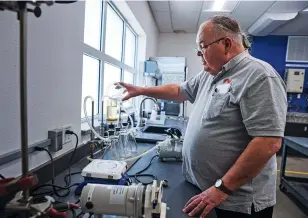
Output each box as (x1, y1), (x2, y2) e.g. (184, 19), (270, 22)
(120, 15), (287, 218)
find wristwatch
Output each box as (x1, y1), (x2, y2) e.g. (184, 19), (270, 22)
(215, 179), (233, 195)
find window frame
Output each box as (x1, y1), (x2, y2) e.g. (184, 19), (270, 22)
(82, 0), (138, 122)
(81, 54), (101, 119)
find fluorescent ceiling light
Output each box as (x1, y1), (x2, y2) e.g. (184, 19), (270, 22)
(212, 0), (226, 11)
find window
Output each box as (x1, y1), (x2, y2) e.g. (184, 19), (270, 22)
(84, 0), (102, 50)
(82, 1), (138, 120)
(124, 26), (136, 67)
(105, 4), (124, 61)
(123, 70), (134, 108)
(81, 55), (100, 118)
(124, 70), (134, 85)
(103, 63), (121, 97)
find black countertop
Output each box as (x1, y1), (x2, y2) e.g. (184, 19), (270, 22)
(135, 117), (188, 143)
(50, 118), (217, 218)
(51, 148), (216, 218)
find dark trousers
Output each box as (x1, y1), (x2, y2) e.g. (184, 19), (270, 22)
(215, 205), (274, 218)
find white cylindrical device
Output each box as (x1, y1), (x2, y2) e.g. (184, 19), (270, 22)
(80, 183), (145, 217)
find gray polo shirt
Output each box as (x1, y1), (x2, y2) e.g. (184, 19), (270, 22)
(180, 51), (287, 214)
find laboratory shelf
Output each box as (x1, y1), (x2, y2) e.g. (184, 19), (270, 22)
(280, 176), (308, 208)
(280, 136), (308, 211)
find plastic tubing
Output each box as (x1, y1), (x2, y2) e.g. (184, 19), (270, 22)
(83, 96), (135, 141)
(120, 138), (172, 162)
(83, 96), (106, 141)
(83, 95), (165, 163)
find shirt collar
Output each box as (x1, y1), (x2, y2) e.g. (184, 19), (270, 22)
(212, 50), (249, 83)
(222, 50), (249, 72)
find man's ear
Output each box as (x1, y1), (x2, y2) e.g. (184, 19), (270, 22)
(224, 38), (232, 54)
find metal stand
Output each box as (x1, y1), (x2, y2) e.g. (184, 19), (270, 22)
(0, 2), (79, 217)
(91, 101), (95, 140)
(18, 1), (30, 200)
(279, 136), (308, 210)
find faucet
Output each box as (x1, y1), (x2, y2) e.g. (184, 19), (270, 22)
(138, 97), (160, 127)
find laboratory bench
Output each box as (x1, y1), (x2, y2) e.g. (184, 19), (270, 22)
(279, 136), (308, 211)
(48, 143), (216, 218)
(43, 118), (217, 218)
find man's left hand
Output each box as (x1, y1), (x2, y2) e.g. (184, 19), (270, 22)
(182, 186), (228, 217)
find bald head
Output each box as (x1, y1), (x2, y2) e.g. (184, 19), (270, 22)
(197, 15), (243, 45)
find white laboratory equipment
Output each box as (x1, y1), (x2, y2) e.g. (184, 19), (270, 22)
(156, 135), (183, 162)
(285, 68), (305, 93)
(81, 159), (127, 180)
(80, 180), (168, 218)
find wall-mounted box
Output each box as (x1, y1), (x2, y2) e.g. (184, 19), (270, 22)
(144, 60), (160, 79)
(286, 68), (305, 93)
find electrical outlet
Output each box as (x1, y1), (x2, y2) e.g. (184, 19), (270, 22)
(48, 128), (63, 152)
(62, 124), (72, 145)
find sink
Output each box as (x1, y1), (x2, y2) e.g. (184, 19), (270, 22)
(142, 126), (182, 135)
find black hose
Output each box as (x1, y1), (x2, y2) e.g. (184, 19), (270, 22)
(128, 155), (159, 185)
(55, 1), (78, 4)
(32, 132), (80, 198)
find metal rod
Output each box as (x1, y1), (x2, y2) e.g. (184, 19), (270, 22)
(19, 2), (30, 199)
(91, 101), (94, 140)
(101, 100), (104, 125)
(101, 100), (104, 135)
(118, 103), (122, 127)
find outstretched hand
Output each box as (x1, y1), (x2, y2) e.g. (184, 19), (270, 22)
(118, 82), (142, 101)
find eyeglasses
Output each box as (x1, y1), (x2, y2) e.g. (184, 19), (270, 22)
(195, 37), (226, 56)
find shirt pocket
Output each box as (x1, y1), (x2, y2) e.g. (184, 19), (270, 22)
(203, 92), (230, 121)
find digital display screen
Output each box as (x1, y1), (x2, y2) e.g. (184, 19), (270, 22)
(294, 71), (300, 75)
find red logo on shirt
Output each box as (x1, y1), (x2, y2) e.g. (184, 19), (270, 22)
(223, 78), (231, 84)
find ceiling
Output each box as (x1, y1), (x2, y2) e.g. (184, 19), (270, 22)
(148, 0), (308, 36)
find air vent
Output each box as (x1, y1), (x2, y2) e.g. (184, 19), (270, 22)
(248, 12), (297, 36)
(286, 36), (308, 62)
(173, 30), (187, 33)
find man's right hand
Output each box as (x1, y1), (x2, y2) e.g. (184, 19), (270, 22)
(118, 82), (143, 101)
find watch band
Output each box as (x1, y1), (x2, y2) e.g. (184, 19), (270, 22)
(219, 183), (233, 195)
(215, 179), (233, 195)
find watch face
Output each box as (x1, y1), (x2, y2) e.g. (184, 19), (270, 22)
(215, 179), (222, 188)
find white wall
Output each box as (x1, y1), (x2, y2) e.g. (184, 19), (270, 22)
(124, 1), (159, 110)
(0, 0), (159, 177)
(126, 1), (159, 59)
(158, 33), (202, 116)
(0, 2), (84, 177)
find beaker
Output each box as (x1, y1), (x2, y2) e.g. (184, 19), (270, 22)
(109, 136), (120, 160)
(118, 130), (132, 159)
(106, 98), (118, 123)
(103, 83), (128, 124)
(107, 130), (120, 160)
(126, 130), (138, 154)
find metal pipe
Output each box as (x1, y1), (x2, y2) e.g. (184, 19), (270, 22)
(18, 2), (30, 199)
(138, 97), (159, 127)
(91, 101), (94, 140)
(101, 100), (104, 125)
(101, 100), (104, 135)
